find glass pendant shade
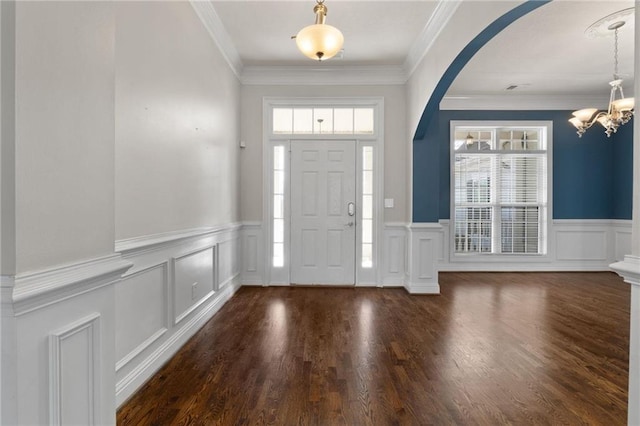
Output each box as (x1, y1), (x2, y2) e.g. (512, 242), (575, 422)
(596, 114), (610, 128)
(611, 97), (635, 112)
(568, 117), (584, 128)
(572, 108), (598, 122)
(295, 24), (344, 61)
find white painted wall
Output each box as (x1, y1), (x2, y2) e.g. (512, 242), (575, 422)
(115, 1), (240, 240)
(2, 1), (244, 423)
(240, 84), (408, 223)
(0, 0), (16, 277)
(14, 1), (116, 274)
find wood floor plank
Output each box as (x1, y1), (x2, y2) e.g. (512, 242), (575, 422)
(117, 272), (629, 425)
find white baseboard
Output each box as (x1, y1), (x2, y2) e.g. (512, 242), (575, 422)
(611, 255), (640, 286)
(405, 281), (440, 295)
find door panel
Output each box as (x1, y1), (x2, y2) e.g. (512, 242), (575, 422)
(290, 140), (356, 285)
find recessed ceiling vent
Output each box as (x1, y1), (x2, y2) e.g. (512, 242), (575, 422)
(505, 85), (519, 91)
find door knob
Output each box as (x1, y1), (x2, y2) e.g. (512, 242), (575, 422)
(345, 221), (354, 227)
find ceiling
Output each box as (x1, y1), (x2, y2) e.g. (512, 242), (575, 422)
(211, 0), (437, 66)
(209, 0), (635, 98)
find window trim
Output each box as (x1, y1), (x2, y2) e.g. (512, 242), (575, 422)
(449, 120), (553, 264)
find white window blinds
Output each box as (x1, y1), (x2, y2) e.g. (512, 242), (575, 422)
(453, 127), (548, 255)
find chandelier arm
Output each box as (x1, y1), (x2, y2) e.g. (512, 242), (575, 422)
(588, 112), (607, 128)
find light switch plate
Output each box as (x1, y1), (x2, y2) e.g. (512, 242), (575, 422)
(384, 198), (394, 208)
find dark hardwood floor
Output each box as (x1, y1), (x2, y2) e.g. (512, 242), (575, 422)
(117, 272), (630, 425)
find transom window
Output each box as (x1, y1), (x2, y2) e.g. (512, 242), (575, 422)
(273, 107), (374, 135)
(451, 123), (550, 256)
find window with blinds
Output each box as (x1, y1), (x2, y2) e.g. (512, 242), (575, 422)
(452, 125), (548, 255)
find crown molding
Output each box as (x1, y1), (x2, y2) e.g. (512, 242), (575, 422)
(190, 0), (243, 79)
(190, 0), (459, 86)
(403, 0), (462, 79)
(241, 65), (406, 86)
(440, 94), (609, 111)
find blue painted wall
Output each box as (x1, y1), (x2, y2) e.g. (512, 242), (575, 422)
(412, 110), (633, 222)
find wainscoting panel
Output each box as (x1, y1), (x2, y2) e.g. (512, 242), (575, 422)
(11, 256), (126, 425)
(173, 246), (216, 325)
(49, 313), (101, 426)
(115, 263), (168, 371)
(556, 230), (607, 261)
(406, 224), (441, 294)
(435, 219), (632, 271)
(240, 222), (264, 286)
(613, 220), (633, 262)
(115, 224), (241, 407)
(217, 237), (239, 290)
(381, 223), (407, 286)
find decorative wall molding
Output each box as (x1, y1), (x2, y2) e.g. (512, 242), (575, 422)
(191, 0), (460, 86)
(172, 245), (216, 326)
(1, 281), (18, 426)
(406, 223), (441, 294)
(115, 223), (241, 407)
(382, 223), (408, 286)
(440, 94), (607, 111)
(115, 224), (242, 255)
(49, 313), (101, 426)
(115, 263), (169, 372)
(116, 278), (240, 407)
(404, 0), (462, 78)
(12, 255), (132, 316)
(240, 222), (264, 286)
(435, 219), (632, 271)
(241, 65), (406, 86)
(612, 220), (633, 262)
(189, 0), (242, 79)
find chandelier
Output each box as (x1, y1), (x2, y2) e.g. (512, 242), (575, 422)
(569, 20), (634, 138)
(293, 0), (344, 61)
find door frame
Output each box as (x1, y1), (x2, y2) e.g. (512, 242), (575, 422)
(262, 97), (384, 286)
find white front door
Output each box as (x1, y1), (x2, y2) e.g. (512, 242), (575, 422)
(290, 140), (356, 285)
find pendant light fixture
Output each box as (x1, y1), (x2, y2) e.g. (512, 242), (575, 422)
(293, 0), (344, 61)
(569, 17), (634, 138)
